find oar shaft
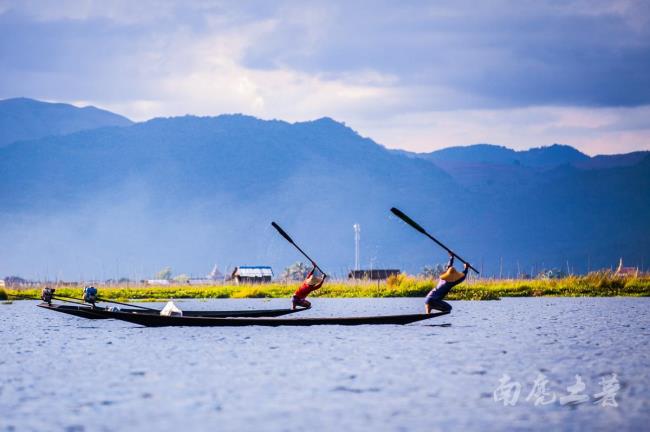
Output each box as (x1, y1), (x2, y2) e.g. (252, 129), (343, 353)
(422, 231), (479, 274)
(271, 221), (326, 275)
(53, 296), (88, 306)
(56, 293), (157, 311)
(8, 293), (40, 300)
(54, 294), (90, 303)
(391, 207), (480, 274)
(293, 243), (325, 274)
(97, 298), (157, 311)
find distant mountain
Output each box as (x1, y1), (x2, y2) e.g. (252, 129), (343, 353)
(575, 151), (650, 170)
(404, 144), (649, 192)
(420, 143), (589, 168)
(0, 97), (132, 147)
(465, 156), (650, 275)
(0, 109), (648, 279)
(0, 114), (461, 279)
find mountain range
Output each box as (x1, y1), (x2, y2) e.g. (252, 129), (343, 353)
(0, 97), (132, 147)
(1, 98), (648, 280)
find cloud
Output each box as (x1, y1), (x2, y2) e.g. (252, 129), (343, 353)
(0, 0), (649, 154)
(240, 0), (650, 108)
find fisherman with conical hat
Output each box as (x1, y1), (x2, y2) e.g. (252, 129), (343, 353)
(291, 266), (326, 310)
(425, 253), (469, 314)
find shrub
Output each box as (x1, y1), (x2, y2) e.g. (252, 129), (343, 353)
(232, 287), (273, 298)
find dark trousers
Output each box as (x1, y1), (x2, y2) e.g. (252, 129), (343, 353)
(425, 298), (452, 312)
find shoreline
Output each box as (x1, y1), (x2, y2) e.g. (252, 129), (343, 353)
(4, 273), (649, 301)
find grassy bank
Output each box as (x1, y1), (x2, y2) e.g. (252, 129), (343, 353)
(6, 272), (650, 301)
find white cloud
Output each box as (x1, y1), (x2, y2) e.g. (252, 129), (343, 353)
(89, 21), (399, 123)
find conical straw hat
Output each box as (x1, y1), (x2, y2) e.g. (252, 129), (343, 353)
(306, 274), (324, 287)
(440, 266), (464, 282)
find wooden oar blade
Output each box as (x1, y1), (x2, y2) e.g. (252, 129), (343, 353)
(390, 207), (426, 234)
(271, 221), (295, 245)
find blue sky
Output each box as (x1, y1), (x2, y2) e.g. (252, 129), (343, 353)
(1, 0), (649, 154)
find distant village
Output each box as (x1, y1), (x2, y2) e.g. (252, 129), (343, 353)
(0, 262), (403, 288)
(0, 258), (642, 288)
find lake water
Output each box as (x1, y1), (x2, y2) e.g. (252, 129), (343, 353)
(1, 298), (649, 431)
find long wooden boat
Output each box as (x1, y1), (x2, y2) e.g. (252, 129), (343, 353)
(90, 309), (450, 327)
(37, 302), (306, 319)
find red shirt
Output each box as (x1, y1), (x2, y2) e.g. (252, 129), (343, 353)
(293, 271), (324, 300)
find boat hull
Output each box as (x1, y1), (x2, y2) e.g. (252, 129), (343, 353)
(93, 309), (450, 327)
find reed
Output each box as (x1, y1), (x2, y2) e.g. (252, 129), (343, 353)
(7, 272), (649, 301)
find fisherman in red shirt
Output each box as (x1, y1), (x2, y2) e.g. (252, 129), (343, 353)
(292, 266), (326, 309)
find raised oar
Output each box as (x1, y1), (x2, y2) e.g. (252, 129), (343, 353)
(271, 221), (326, 276)
(390, 207), (480, 274)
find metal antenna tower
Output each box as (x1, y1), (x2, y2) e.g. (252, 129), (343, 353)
(353, 223), (361, 271)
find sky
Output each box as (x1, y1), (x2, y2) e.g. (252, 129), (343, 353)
(1, 0), (649, 154)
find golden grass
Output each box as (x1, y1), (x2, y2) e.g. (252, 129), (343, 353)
(7, 271), (649, 301)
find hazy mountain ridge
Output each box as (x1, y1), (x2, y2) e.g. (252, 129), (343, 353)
(0, 101), (648, 279)
(395, 143), (650, 192)
(0, 112), (462, 278)
(575, 151), (650, 170)
(0, 97), (133, 147)
(398, 143), (649, 170)
(421, 143), (589, 167)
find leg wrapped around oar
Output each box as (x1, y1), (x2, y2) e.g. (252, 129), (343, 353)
(425, 298), (452, 314)
(292, 296), (312, 310)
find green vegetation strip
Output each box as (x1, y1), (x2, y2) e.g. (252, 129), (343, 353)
(7, 272), (650, 302)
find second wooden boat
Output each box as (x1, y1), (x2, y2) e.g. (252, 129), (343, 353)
(37, 302), (307, 319)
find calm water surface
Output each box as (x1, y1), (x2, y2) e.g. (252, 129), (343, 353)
(1, 298), (649, 432)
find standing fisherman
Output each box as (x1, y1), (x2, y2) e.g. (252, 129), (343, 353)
(425, 254), (469, 314)
(291, 266), (326, 310)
